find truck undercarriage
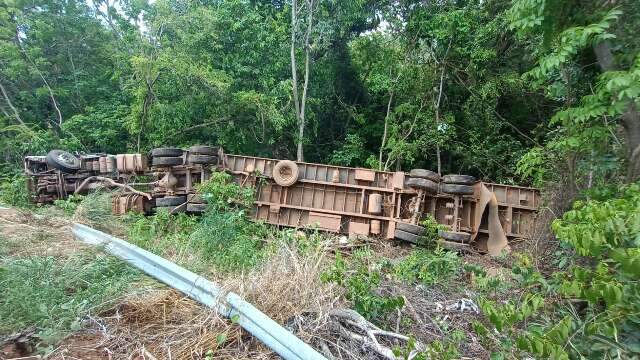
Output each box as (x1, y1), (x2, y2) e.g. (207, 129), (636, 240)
(25, 147), (539, 255)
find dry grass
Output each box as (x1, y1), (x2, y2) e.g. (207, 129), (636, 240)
(72, 190), (131, 237)
(48, 238), (344, 360)
(223, 241), (343, 324)
(0, 207), (83, 257)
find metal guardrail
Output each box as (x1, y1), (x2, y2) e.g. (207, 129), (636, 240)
(72, 224), (327, 360)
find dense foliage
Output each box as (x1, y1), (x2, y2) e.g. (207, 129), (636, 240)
(0, 0), (582, 182)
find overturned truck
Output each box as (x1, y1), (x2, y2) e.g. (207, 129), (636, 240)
(26, 147), (539, 255)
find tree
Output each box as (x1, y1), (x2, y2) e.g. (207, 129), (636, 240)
(290, 0), (317, 162)
(509, 0), (640, 184)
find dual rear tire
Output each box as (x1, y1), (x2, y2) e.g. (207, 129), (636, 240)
(440, 174), (477, 195)
(153, 194), (208, 213)
(394, 222), (426, 244)
(151, 148), (184, 167)
(187, 146), (219, 165)
(150, 146), (219, 166)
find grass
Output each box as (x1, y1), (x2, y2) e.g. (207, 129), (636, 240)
(126, 208), (276, 275)
(0, 233), (20, 257)
(0, 252), (138, 345)
(73, 190), (135, 235)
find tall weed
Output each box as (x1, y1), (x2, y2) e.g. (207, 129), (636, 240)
(127, 172), (271, 273)
(0, 174), (31, 208)
(322, 249), (404, 324)
(394, 247), (460, 286)
(0, 253), (138, 344)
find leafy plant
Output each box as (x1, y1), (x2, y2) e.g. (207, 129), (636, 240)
(197, 171), (255, 211)
(393, 332), (463, 360)
(53, 195), (84, 216)
(475, 183), (640, 358)
(322, 250), (404, 323)
(420, 215), (445, 242)
(464, 264), (510, 296)
(394, 247), (460, 286)
(549, 183), (640, 356)
(0, 174), (32, 208)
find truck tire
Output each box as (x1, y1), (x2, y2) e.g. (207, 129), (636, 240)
(406, 177), (438, 193)
(188, 193), (207, 203)
(409, 169), (440, 182)
(46, 150), (81, 173)
(440, 183), (474, 195)
(273, 160), (299, 187)
(152, 156), (183, 166)
(188, 154), (218, 164)
(394, 229), (422, 244)
(154, 206), (185, 214)
(442, 174), (476, 185)
(188, 145), (218, 155)
(155, 196), (187, 207)
(396, 222), (426, 236)
(151, 147), (183, 157)
(437, 240), (471, 252)
(438, 230), (471, 243)
(186, 203), (207, 213)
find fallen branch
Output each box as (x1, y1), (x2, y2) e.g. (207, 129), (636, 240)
(327, 308), (424, 359)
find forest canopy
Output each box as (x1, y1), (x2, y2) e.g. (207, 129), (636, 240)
(1, 0), (638, 187)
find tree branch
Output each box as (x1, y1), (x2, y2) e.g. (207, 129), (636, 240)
(0, 81), (27, 127)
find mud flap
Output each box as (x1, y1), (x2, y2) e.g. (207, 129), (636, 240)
(471, 183), (510, 256)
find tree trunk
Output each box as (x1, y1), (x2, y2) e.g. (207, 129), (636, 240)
(594, 41), (640, 181)
(622, 105), (640, 181)
(435, 67), (446, 175)
(290, 0), (302, 160)
(379, 91), (394, 170)
(296, 0), (314, 162)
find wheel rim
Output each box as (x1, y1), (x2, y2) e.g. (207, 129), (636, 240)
(279, 166), (293, 182)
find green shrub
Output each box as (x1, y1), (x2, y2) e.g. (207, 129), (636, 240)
(0, 253), (137, 344)
(53, 194), (84, 216)
(394, 247), (460, 286)
(476, 183), (640, 359)
(0, 174), (31, 208)
(196, 171), (255, 211)
(548, 182), (640, 357)
(322, 250), (404, 323)
(127, 173), (269, 274)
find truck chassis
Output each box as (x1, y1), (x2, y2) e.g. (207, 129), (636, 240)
(25, 147), (539, 254)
